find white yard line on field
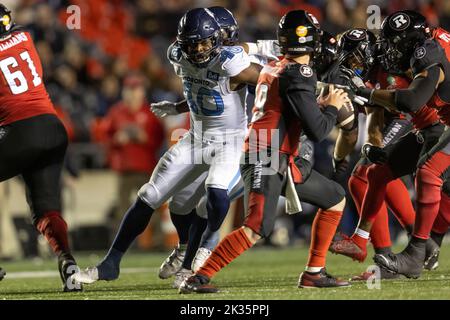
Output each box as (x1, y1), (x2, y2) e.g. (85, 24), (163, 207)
(4, 267), (158, 279)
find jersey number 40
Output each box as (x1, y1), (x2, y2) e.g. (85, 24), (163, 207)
(0, 50), (42, 95)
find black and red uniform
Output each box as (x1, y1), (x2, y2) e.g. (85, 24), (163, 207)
(349, 69), (418, 252)
(0, 28), (68, 225)
(242, 58), (338, 237)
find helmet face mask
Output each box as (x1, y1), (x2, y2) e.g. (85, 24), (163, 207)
(177, 8), (222, 68)
(178, 34), (221, 66)
(337, 29), (376, 80)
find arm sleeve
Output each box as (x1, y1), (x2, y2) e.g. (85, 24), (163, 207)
(394, 65), (441, 112)
(281, 68), (338, 142)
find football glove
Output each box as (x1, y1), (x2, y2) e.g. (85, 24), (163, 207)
(362, 143), (388, 164)
(150, 101), (179, 118)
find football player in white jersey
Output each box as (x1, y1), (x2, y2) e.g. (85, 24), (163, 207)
(153, 7), (279, 288)
(70, 7), (261, 285)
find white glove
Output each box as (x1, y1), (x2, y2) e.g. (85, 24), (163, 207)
(150, 101), (179, 118)
(256, 40), (281, 60)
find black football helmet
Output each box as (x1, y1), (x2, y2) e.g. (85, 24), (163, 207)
(0, 4), (12, 37)
(277, 10), (322, 56)
(177, 8), (222, 68)
(313, 31), (337, 75)
(337, 28), (377, 80)
(379, 10), (432, 74)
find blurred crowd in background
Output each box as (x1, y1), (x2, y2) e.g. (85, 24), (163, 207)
(2, 0), (450, 250)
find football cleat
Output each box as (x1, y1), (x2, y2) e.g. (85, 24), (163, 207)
(329, 238), (367, 262)
(298, 268), (350, 288)
(58, 253), (83, 292)
(179, 274), (219, 294)
(70, 267), (100, 284)
(0, 267), (5, 281)
(172, 268), (194, 289)
(374, 240), (425, 279)
(192, 247), (212, 272)
(351, 268), (400, 281)
(424, 238), (440, 271)
(159, 246), (186, 279)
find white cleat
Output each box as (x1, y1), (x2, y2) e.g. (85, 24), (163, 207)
(69, 267), (99, 284)
(192, 247), (212, 272)
(172, 268), (194, 289)
(159, 247), (186, 279)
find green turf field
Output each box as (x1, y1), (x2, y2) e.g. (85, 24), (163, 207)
(1, 244), (450, 300)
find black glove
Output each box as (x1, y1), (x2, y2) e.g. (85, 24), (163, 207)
(362, 143), (388, 164)
(332, 157), (349, 179)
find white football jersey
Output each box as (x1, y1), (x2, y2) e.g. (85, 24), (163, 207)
(168, 42), (250, 139)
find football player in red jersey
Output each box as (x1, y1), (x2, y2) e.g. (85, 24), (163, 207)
(0, 4), (81, 291)
(328, 29), (419, 280)
(179, 10), (350, 294)
(335, 10), (450, 279)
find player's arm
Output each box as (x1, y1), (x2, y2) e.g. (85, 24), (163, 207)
(150, 99), (189, 118)
(363, 66), (445, 112)
(240, 40), (280, 60)
(229, 63), (262, 89)
(281, 70), (348, 142)
(359, 107), (390, 164)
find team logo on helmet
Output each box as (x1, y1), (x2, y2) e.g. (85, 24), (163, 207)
(296, 25), (308, 37)
(347, 29), (365, 40)
(299, 65), (313, 77)
(414, 46), (426, 59)
(389, 13), (410, 31)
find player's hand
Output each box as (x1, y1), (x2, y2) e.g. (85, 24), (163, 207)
(322, 85), (350, 110)
(362, 143), (388, 164)
(339, 67), (366, 91)
(150, 101), (179, 118)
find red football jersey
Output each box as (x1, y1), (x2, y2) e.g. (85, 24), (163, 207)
(244, 58), (303, 156)
(429, 27), (450, 125)
(0, 31), (55, 126)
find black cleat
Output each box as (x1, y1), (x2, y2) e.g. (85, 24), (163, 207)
(299, 268), (350, 288)
(58, 253), (83, 292)
(179, 274), (219, 294)
(373, 239), (425, 279)
(424, 238), (440, 271)
(0, 267), (5, 281)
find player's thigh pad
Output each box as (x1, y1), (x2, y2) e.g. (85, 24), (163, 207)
(138, 134), (207, 209)
(169, 171), (208, 214)
(204, 137), (243, 190)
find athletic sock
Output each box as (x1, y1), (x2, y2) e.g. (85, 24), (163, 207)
(36, 211), (70, 256)
(432, 193), (450, 235)
(352, 228), (370, 249)
(111, 197), (154, 254)
(197, 228), (253, 279)
(306, 209), (343, 268)
(360, 164), (394, 224)
(385, 178), (416, 227)
(182, 215), (208, 270)
(170, 210), (195, 245)
(374, 246), (392, 255)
